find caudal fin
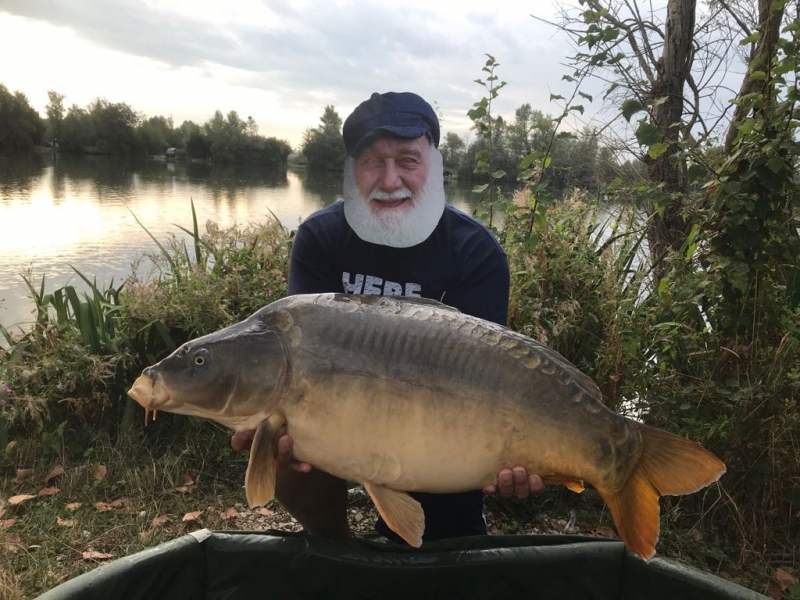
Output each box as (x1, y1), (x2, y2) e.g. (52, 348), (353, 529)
(598, 424), (726, 561)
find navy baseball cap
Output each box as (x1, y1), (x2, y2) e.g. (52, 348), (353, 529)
(343, 92), (440, 157)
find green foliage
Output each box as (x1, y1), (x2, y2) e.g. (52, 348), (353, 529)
(0, 84), (45, 152)
(506, 193), (648, 407)
(137, 115), (179, 155)
(120, 212), (291, 363)
(301, 105), (347, 172)
(0, 210), (293, 458)
(201, 110), (292, 166)
(45, 90), (65, 142)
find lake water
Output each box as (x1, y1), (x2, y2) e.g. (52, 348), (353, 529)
(0, 153), (482, 334)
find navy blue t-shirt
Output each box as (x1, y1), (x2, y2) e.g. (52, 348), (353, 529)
(287, 200), (510, 542)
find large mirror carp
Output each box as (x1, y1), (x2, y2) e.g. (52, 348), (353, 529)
(128, 293), (725, 560)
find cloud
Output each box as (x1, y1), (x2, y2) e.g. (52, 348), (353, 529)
(0, 0), (579, 145)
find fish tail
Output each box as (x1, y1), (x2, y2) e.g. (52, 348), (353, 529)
(599, 423), (726, 561)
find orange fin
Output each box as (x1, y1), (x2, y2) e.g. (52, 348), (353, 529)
(598, 423), (726, 562)
(245, 414), (285, 508)
(363, 482), (424, 547)
(637, 423), (726, 496)
(541, 475), (585, 494)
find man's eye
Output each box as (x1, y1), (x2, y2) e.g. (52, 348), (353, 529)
(361, 157), (380, 168)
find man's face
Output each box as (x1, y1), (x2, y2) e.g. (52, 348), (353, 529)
(342, 134), (445, 248)
(353, 136), (431, 215)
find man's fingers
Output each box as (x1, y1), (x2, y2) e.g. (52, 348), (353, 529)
(276, 434), (312, 473)
(497, 468), (514, 497)
(231, 430), (254, 452)
(528, 474), (545, 494)
(512, 466), (529, 499)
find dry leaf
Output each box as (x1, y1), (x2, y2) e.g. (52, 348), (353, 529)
(45, 465), (65, 483)
(1, 533), (22, 553)
(8, 494), (35, 506)
(38, 487), (60, 497)
(0, 519), (15, 529)
(93, 464), (107, 481)
(220, 507), (238, 521)
(56, 517), (77, 528)
(689, 528), (703, 543)
(775, 569), (797, 591)
(66, 503), (82, 512)
(81, 551), (114, 561)
(258, 507), (273, 516)
(0, 507), (5, 519)
(590, 526), (617, 538)
(13, 469), (33, 483)
(182, 510), (203, 522)
(151, 515), (169, 528)
(94, 502), (112, 512)
(109, 498), (129, 508)
(175, 477), (194, 493)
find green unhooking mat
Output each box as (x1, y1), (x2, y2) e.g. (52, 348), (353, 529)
(37, 530), (766, 599)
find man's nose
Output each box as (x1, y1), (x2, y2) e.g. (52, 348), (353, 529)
(378, 160), (402, 191)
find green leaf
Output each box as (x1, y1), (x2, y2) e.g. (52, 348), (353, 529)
(520, 151), (539, 169)
(621, 98), (646, 122)
(687, 163), (706, 183)
(491, 169), (507, 179)
(740, 31), (761, 45)
(561, 75), (576, 83)
(472, 184), (489, 194)
(570, 104), (585, 115)
(549, 93), (565, 101)
(767, 157), (785, 173)
(603, 82), (619, 100)
(739, 117), (756, 134)
(749, 70), (767, 81)
(543, 153), (552, 168)
(635, 122), (661, 146)
(578, 91), (593, 102)
(602, 27), (619, 41)
(648, 142), (669, 159)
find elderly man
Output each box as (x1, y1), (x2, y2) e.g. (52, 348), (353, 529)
(235, 92), (543, 542)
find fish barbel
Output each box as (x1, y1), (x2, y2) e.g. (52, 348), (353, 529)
(128, 293), (725, 560)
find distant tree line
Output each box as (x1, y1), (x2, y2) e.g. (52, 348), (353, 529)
(439, 103), (643, 194)
(0, 84), (292, 167)
(300, 103), (640, 194)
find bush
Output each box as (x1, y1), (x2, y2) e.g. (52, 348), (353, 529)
(0, 212), (292, 462)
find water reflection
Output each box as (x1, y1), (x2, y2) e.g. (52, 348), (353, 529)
(0, 155), (482, 332)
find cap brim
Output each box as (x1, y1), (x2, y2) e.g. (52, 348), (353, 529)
(351, 125), (430, 156)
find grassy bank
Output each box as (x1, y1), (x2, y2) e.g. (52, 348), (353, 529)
(1, 197), (797, 598)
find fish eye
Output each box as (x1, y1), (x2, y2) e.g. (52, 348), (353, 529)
(192, 348), (210, 367)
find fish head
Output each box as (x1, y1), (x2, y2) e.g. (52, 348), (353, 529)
(127, 318), (289, 428)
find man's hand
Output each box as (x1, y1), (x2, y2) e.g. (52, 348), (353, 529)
(230, 427), (312, 473)
(483, 467), (545, 499)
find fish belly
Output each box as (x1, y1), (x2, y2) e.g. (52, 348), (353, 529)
(283, 375), (594, 493)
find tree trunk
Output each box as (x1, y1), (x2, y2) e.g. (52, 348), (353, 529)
(646, 0), (697, 275)
(723, 0), (785, 153)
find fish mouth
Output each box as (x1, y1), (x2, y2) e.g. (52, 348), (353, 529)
(127, 373), (171, 423)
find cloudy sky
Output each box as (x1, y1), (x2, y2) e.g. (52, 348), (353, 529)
(0, 0), (585, 149)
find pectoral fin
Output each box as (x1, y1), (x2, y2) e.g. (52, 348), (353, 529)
(542, 475), (585, 494)
(245, 414), (285, 508)
(363, 482), (424, 548)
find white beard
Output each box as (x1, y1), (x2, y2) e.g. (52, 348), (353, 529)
(342, 147), (446, 248)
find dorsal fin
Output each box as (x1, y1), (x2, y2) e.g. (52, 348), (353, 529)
(328, 293), (463, 312)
